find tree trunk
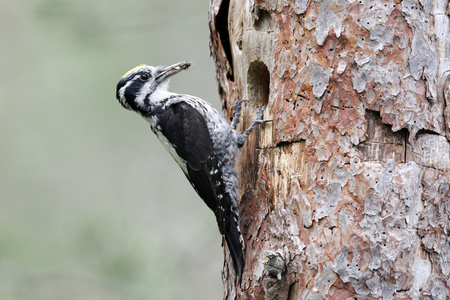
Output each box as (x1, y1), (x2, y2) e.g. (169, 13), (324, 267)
(209, 0), (450, 299)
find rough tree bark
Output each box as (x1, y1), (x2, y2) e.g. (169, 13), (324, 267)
(209, 0), (450, 299)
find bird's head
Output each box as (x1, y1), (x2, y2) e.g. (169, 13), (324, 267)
(116, 60), (191, 114)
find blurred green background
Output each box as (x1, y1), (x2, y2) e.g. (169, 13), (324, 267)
(0, 0), (224, 299)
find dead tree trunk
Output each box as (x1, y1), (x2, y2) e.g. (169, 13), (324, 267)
(209, 0), (450, 299)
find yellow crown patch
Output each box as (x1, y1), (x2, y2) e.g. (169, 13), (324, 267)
(121, 65), (145, 78)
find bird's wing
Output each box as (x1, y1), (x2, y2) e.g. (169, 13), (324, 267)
(152, 101), (226, 233)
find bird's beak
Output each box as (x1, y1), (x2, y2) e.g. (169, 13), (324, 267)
(156, 60), (191, 83)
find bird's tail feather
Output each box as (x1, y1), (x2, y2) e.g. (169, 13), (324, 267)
(225, 214), (245, 284)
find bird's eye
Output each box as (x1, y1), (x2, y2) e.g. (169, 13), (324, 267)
(140, 73), (150, 81)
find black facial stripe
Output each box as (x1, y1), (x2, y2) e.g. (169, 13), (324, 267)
(116, 70), (150, 99)
(123, 78), (145, 111)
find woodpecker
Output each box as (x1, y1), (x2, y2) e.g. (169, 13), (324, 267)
(116, 60), (268, 283)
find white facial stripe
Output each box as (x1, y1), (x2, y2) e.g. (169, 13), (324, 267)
(119, 75), (137, 97)
(118, 79), (135, 108)
(135, 80), (154, 108)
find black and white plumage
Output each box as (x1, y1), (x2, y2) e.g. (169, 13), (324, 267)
(116, 61), (268, 283)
